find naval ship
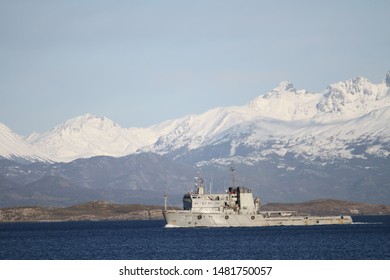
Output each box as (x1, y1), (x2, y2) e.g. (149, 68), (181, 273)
(163, 169), (353, 227)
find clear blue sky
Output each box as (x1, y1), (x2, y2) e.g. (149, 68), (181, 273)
(1, 0), (389, 135)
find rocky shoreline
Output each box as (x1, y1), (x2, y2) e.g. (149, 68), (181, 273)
(0, 201), (165, 222)
(260, 199), (390, 215)
(0, 199), (389, 223)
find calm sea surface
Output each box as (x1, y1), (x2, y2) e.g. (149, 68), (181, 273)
(0, 215), (389, 260)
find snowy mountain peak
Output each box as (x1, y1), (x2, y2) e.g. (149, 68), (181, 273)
(326, 76), (373, 97)
(58, 113), (119, 132)
(248, 82), (319, 120)
(386, 71), (390, 87)
(25, 114), (159, 162)
(265, 81), (296, 97)
(316, 74), (390, 118)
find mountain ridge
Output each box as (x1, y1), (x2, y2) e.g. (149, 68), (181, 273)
(1, 72), (389, 164)
(0, 123), (50, 163)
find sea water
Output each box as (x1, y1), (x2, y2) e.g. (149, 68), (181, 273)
(0, 215), (389, 260)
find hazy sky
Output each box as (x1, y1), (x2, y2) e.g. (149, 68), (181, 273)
(1, 0), (389, 135)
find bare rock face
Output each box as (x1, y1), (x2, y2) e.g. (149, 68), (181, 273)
(0, 207), (52, 222)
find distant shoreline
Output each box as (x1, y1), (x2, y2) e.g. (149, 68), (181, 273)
(1, 199), (389, 223)
(0, 201), (165, 223)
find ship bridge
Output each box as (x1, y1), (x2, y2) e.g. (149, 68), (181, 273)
(182, 177), (259, 214)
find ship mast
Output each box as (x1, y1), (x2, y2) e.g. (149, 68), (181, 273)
(209, 174), (213, 194)
(164, 183), (167, 212)
(231, 166), (236, 188)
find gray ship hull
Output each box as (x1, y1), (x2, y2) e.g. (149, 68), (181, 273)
(163, 210), (353, 227)
(163, 173), (353, 228)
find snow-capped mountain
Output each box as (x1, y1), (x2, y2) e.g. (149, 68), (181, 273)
(1, 73), (390, 206)
(2, 72), (390, 163)
(26, 114), (159, 162)
(142, 73), (390, 162)
(0, 123), (50, 162)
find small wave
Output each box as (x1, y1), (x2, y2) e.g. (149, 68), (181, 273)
(165, 224), (181, 228)
(352, 222), (382, 225)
